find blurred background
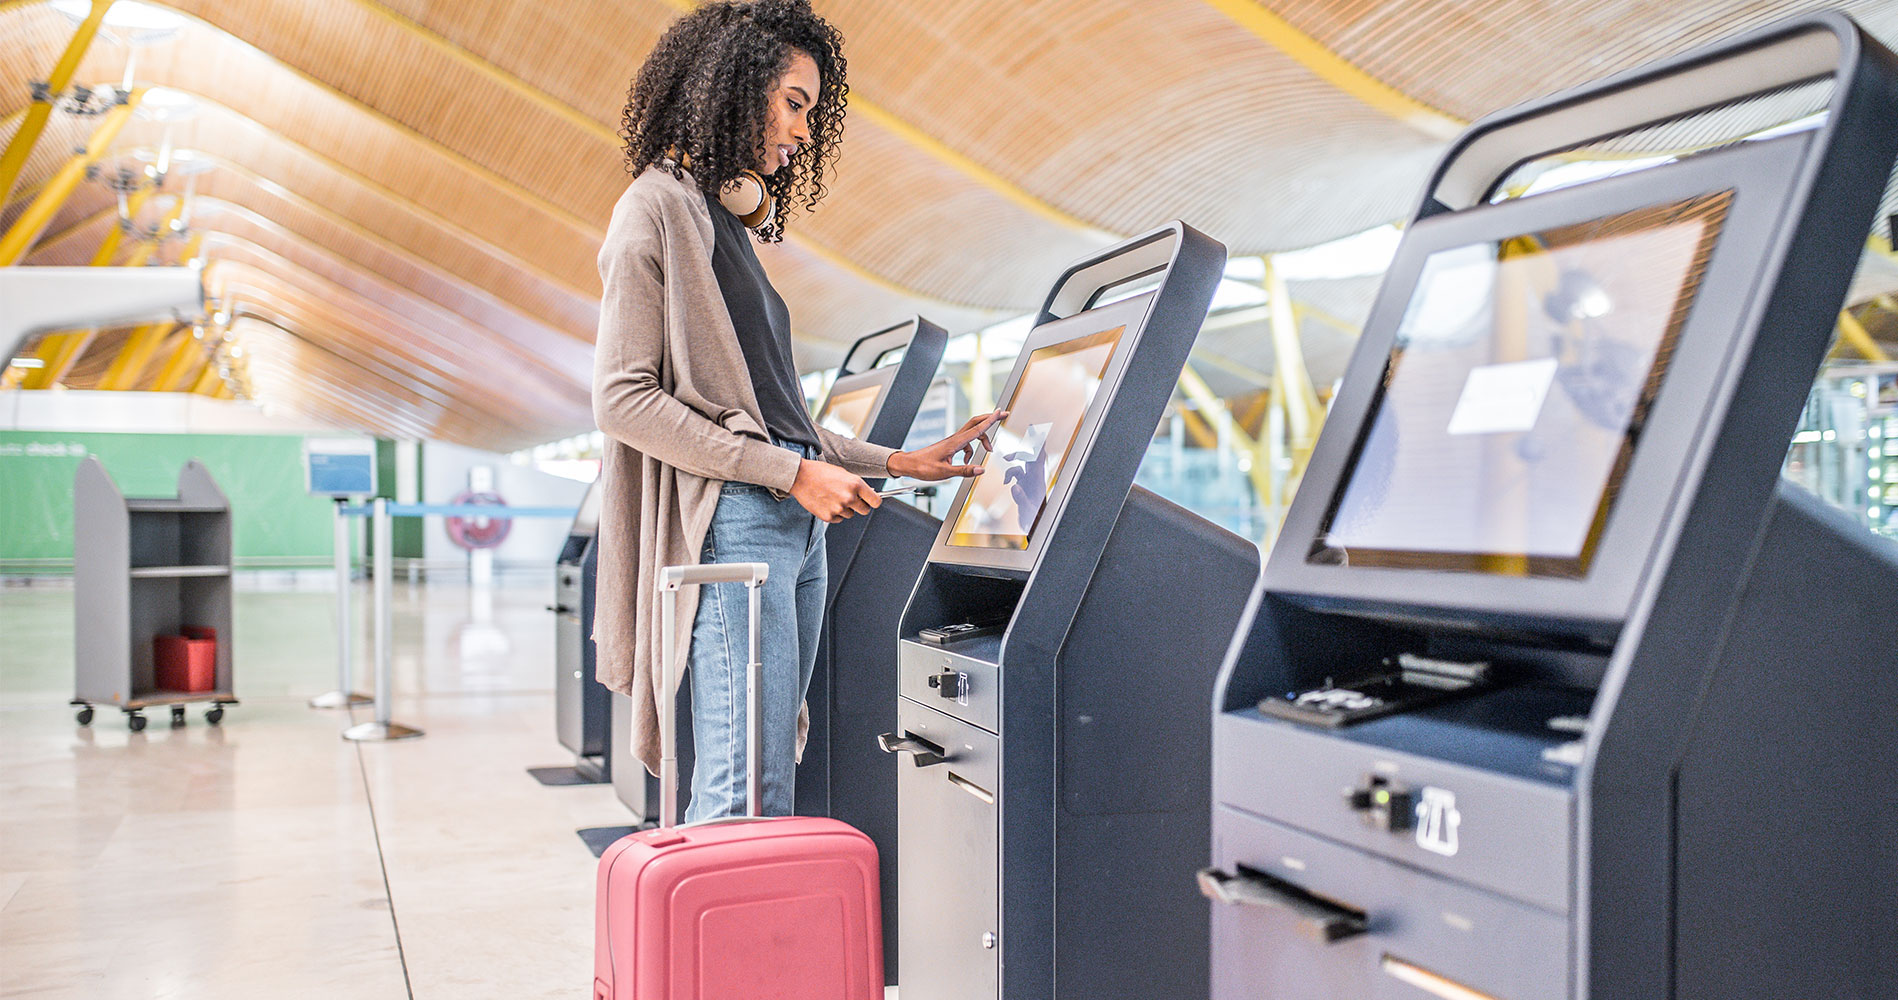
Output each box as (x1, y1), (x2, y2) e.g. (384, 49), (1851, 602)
(4, 0), (1896, 573)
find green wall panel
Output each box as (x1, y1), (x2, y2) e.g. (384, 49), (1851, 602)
(0, 431), (335, 572)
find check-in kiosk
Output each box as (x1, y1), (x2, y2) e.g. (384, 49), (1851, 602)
(1205, 15), (1898, 1000)
(886, 223), (1260, 1000)
(793, 319), (947, 982)
(603, 318), (947, 828)
(551, 481), (607, 781)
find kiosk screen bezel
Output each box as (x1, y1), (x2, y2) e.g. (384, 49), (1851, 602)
(928, 292), (1157, 575)
(1266, 132), (1811, 631)
(571, 479), (604, 538)
(813, 365), (899, 441)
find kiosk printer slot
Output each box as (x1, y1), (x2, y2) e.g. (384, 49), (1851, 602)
(888, 223), (1261, 1000)
(1205, 14), (1898, 1000)
(605, 318), (946, 826)
(552, 481), (608, 781)
(793, 318), (948, 985)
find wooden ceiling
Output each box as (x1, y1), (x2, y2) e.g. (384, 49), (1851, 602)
(4, 0), (1898, 450)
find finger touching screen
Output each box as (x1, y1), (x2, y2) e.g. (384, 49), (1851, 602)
(948, 326), (1125, 550)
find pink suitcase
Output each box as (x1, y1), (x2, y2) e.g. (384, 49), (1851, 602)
(594, 562), (884, 1000)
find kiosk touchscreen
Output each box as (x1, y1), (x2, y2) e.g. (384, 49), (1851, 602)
(887, 224), (1261, 1000)
(1207, 14), (1898, 1000)
(812, 367), (896, 440)
(939, 297), (1138, 560)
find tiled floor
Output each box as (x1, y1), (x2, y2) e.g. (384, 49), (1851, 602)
(0, 573), (641, 999)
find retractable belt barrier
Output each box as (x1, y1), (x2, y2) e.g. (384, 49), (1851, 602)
(318, 498), (578, 743)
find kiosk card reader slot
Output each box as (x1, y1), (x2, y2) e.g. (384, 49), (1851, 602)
(892, 222), (1262, 1000)
(1208, 14), (1898, 1000)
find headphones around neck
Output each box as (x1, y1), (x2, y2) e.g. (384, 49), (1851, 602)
(670, 150), (776, 230)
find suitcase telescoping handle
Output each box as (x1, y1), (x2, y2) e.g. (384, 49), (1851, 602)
(657, 562), (769, 830)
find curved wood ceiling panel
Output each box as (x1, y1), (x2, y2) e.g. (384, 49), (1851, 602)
(0, 13), (611, 277)
(4, 109), (604, 339)
(1264, 0), (1898, 124)
(755, 235), (1005, 371)
(209, 264), (591, 426)
(10, 0), (1898, 452)
(800, 119), (1111, 308)
(116, 1), (1063, 311)
(818, 0), (1441, 251)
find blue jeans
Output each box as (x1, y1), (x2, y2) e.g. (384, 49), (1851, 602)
(684, 448), (827, 822)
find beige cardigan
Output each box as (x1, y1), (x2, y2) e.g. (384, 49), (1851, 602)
(591, 166), (897, 777)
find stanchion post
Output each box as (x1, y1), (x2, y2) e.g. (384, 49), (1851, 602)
(343, 498), (423, 741)
(311, 500), (371, 709)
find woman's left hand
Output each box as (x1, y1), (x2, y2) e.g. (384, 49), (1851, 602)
(886, 410), (1007, 481)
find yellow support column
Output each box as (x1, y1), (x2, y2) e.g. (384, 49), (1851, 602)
(1838, 308), (1891, 363)
(1178, 363), (1278, 538)
(187, 358), (223, 395)
(90, 185), (154, 266)
(151, 326), (209, 392)
(96, 228), (203, 390)
(1262, 255), (1327, 481)
(95, 321), (178, 390)
(0, 0), (114, 207)
(0, 87), (147, 266)
(969, 329), (994, 414)
(17, 331), (96, 389)
(20, 189), (178, 389)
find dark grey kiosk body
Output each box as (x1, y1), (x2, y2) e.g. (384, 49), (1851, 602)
(1205, 14), (1898, 1000)
(792, 318), (948, 985)
(888, 223), (1261, 1000)
(604, 318), (947, 828)
(551, 481), (609, 782)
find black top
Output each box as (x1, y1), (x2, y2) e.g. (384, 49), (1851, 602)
(705, 193), (821, 450)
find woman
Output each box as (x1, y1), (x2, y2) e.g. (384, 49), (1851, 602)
(592, 0), (999, 822)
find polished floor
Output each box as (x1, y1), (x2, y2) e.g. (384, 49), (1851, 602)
(0, 572), (654, 999)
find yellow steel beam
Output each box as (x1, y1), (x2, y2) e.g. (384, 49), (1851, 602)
(17, 187), (163, 390)
(90, 186), (156, 266)
(1838, 308), (1891, 363)
(97, 321), (181, 390)
(1179, 361), (1277, 527)
(1191, 347), (1274, 388)
(188, 354), (224, 395)
(0, 0), (113, 207)
(122, 193), (189, 267)
(1178, 406), (1221, 451)
(1237, 390), (1271, 439)
(95, 196), (196, 392)
(1199, 0), (1463, 141)
(1262, 256), (1326, 456)
(0, 87), (146, 265)
(151, 327), (210, 392)
(17, 328), (95, 388)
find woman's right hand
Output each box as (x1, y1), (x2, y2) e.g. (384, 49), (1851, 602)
(788, 459), (881, 523)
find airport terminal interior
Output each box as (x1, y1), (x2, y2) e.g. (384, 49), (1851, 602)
(4, 2), (1898, 999)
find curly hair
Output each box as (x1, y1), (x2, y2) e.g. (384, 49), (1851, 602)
(619, 0), (848, 243)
